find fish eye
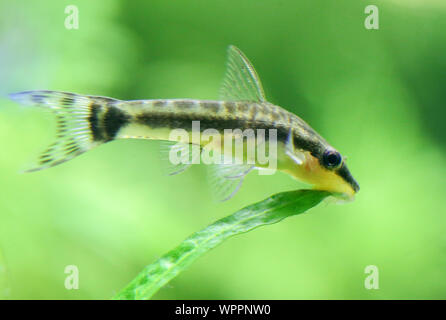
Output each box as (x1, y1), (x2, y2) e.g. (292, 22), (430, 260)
(322, 150), (342, 169)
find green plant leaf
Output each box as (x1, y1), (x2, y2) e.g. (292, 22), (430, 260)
(113, 189), (331, 300)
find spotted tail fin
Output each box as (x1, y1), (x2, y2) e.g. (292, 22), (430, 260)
(9, 90), (119, 172)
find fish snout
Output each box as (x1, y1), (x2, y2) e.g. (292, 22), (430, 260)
(336, 163), (360, 194)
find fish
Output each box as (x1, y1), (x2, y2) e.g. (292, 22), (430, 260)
(9, 45), (359, 201)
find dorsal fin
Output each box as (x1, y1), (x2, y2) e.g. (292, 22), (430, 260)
(219, 45), (266, 103)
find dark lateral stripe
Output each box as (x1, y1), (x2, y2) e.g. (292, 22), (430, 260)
(292, 134), (324, 159)
(88, 103), (103, 141)
(133, 110), (326, 157)
(135, 112), (293, 142)
(103, 106), (131, 141)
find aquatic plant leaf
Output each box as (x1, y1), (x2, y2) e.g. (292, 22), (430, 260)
(113, 189), (330, 300)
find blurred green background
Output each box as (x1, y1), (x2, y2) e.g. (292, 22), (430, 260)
(1, 0), (446, 299)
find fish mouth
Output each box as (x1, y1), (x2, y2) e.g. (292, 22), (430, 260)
(336, 162), (360, 193)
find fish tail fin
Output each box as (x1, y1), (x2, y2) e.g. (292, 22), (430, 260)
(9, 90), (118, 172)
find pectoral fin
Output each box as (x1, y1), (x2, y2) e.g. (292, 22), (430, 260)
(160, 141), (201, 176)
(207, 160), (255, 201)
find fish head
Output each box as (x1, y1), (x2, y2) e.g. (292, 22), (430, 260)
(308, 148), (359, 200)
(286, 147), (360, 201)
